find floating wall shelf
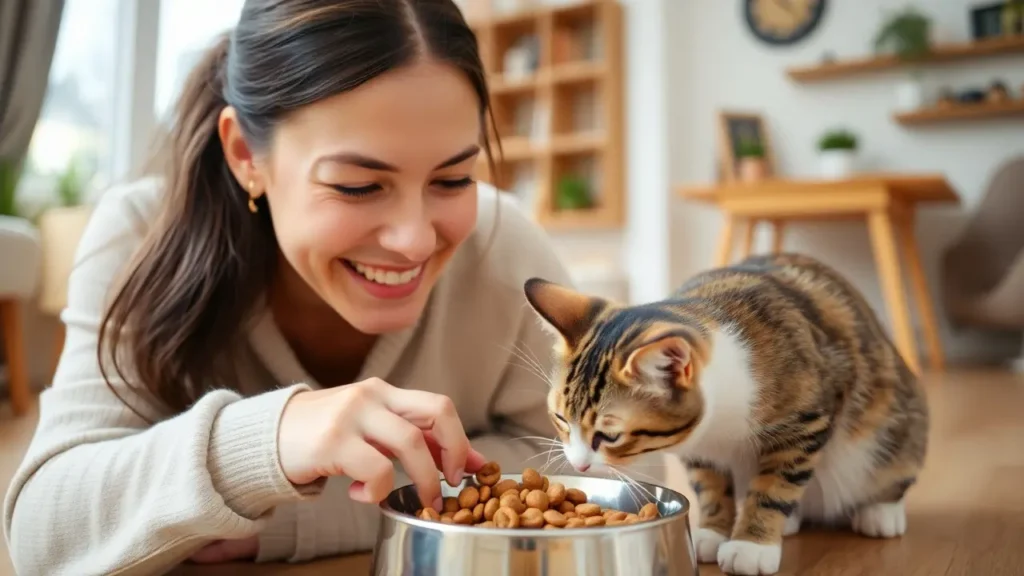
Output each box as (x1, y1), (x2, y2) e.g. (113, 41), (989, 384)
(894, 99), (1024, 126)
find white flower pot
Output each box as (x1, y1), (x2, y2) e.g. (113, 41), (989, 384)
(895, 78), (925, 112)
(819, 150), (856, 179)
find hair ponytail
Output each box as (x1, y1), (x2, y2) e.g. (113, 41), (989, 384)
(99, 33), (275, 416)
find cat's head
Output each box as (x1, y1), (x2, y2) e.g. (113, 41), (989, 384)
(524, 278), (707, 473)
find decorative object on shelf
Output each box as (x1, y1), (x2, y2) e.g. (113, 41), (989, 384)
(987, 80), (1011, 103)
(817, 128), (858, 180)
(503, 34), (540, 80)
(895, 72), (927, 112)
(554, 175), (594, 211)
(873, 6), (932, 60)
(717, 111), (774, 183)
(492, 0), (535, 16)
(1002, 1), (1024, 35)
(937, 87), (957, 108)
(736, 137), (768, 183)
(743, 0), (827, 46)
(972, 2), (1008, 40)
(958, 88), (987, 103)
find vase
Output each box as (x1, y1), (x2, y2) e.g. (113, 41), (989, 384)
(739, 158), (767, 182)
(819, 150), (856, 179)
(895, 78), (925, 112)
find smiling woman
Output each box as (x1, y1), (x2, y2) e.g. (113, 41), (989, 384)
(0, 1), (611, 574)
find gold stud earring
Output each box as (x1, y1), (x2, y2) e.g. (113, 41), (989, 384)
(247, 180), (258, 213)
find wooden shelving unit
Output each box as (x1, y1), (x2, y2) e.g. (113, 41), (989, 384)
(894, 99), (1024, 126)
(787, 35), (1024, 83)
(468, 0), (624, 230)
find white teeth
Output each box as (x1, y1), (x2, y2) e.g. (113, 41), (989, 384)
(350, 261), (422, 286)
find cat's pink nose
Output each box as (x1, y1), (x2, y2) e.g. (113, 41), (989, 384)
(575, 462), (591, 472)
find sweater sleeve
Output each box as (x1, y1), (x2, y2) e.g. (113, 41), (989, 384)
(2, 182), (322, 576)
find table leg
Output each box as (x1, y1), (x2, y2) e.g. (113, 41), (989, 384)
(0, 299), (33, 416)
(867, 210), (921, 375)
(895, 213), (945, 372)
(715, 215), (737, 268)
(740, 219), (757, 260)
(770, 220), (786, 253)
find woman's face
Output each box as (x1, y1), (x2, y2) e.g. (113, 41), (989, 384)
(235, 60), (482, 334)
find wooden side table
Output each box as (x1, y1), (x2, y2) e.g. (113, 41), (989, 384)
(677, 174), (960, 375)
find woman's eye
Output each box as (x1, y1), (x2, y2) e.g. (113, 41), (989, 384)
(591, 431), (621, 450)
(330, 183), (381, 197)
(434, 177), (474, 190)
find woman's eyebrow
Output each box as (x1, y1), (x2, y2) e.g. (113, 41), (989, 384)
(313, 145), (480, 173)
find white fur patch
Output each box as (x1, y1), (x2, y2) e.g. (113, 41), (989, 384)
(692, 528), (728, 563)
(799, 430), (886, 524)
(717, 540), (782, 576)
(783, 510), (802, 536)
(852, 500), (906, 538)
(672, 328), (759, 498)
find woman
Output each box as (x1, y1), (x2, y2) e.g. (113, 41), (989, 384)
(3, 1), (572, 573)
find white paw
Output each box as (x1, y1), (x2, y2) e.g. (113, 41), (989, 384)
(691, 528), (728, 564)
(717, 540), (782, 575)
(782, 512), (801, 536)
(853, 501), (906, 538)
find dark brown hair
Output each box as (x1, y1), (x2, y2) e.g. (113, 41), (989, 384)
(99, 0), (499, 417)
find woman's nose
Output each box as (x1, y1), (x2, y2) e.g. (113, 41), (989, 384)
(378, 200), (436, 263)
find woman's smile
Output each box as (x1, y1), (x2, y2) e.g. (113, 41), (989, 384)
(340, 258), (427, 300)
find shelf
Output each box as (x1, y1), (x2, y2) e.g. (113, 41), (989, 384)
(788, 35), (1024, 83)
(894, 99), (1024, 126)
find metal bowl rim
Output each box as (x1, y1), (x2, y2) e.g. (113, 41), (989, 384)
(378, 473), (691, 537)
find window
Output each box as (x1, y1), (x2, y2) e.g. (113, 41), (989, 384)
(154, 0), (246, 121)
(22, 0), (121, 211)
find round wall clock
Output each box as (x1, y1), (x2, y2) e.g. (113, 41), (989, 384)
(744, 0), (827, 46)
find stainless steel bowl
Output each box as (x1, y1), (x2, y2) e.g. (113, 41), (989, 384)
(371, 474), (697, 576)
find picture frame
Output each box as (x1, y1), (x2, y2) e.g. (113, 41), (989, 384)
(716, 111), (775, 182)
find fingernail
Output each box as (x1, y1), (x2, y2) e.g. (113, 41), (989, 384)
(449, 468), (464, 487)
(432, 497), (443, 512)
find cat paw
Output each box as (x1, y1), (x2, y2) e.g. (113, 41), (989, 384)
(782, 512), (802, 536)
(691, 528), (728, 564)
(853, 501), (906, 538)
(717, 540), (782, 575)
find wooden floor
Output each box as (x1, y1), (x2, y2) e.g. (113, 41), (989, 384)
(1, 369), (1022, 575)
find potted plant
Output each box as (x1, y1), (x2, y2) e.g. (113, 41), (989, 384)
(0, 157), (23, 218)
(817, 128), (858, 179)
(555, 175), (594, 211)
(736, 137), (768, 182)
(874, 7), (933, 111)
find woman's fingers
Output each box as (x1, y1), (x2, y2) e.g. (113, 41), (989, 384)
(335, 437), (396, 504)
(371, 384), (471, 486)
(362, 408), (444, 511)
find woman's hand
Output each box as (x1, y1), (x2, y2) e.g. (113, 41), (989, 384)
(189, 536), (258, 563)
(278, 377), (486, 512)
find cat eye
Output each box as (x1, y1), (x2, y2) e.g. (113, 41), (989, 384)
(591, 431), (621, 451)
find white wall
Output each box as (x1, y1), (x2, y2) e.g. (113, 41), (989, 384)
(665, 0), (1024, 364)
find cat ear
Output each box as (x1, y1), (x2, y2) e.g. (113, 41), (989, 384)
(524, 278), (606, 348)
(620, 334), (695, 391)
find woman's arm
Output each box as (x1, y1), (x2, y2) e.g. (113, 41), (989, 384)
(2, 183), (320, 575)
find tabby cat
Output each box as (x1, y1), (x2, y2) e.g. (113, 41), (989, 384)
(523, 253), (928, 576)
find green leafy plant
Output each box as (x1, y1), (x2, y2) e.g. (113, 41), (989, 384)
(555, 175), (593, 211)
(736, 137), (765, 159)
(873, 6), (932, 60)
(56, 157), (87, 207)
(818, 129), (859, 151)
(0, 157), (23, 217)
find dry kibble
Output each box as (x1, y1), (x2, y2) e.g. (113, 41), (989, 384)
(479, 520), (495, 528)
(418, 508), (441, 521)
(639, 502), (660, 520)
(525, 489), (549, 511)
(606, 511), (627, 522)
(484, 498), (500, 521)
(519, 488), (530, 501)
(564, 511), (577, 519)
(453, 509), (475, 525)
(542, 477), (550, 491)
(442, 497), (460, 514)
(585, 516), (606, 527)
(441, 515), (455, 524)
(565, 488), (588, 505)
(558, 501), (575, 514)
(575, 503), (602, 517)
(543, 524), (561, 530)
(606, 518), (626, 526)
(475, 462), (501, 486)
(565, 517), (586, 528)
(441, 511), (455, 521)
(458, 486), (480, 509)
(493, 479), (519, 498)
(494, 506), (520, 528)
(625, 513), (640, 524)
(522, 468), (544, 490)
(499, 492), (527, 514)
(472, 503), (485, 522)
(479, 485), (491, 502)
(542, 509), (568, 527)
(547, 482), (566, 506)
(520, 508), (545, 528)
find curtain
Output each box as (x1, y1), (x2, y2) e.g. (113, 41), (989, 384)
(0, 0), (66, 162)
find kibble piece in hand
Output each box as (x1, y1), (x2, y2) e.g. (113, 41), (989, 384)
(475, 462), (501, 486)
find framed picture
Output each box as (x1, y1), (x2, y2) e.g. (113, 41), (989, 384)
(971, 2), (1007, 40)
(717, 111), (774, 182)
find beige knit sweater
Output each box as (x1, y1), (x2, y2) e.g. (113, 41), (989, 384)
(1, 177), (608, 575)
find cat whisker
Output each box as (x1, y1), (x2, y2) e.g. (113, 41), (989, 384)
(609, 467), (642, 511)
(610, 465), (659, 503)
(524, 447), (562, 464)
(499, 343), (555, 389)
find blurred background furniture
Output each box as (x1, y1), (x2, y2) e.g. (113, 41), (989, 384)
(0, 216), (41, 416)
(678, 174), (961, 375)
(940, 156), (1024, 371)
